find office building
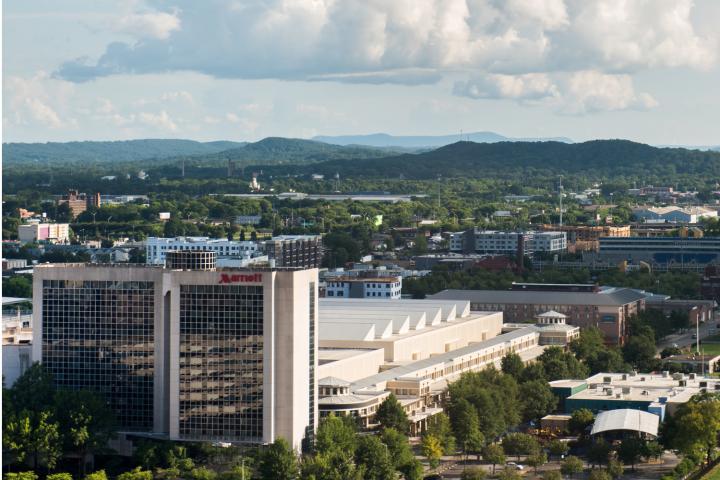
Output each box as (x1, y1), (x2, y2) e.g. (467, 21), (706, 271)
(429, 284), (647, 344)
(449, 230), (566, 256)
(265, 235), (323, 269)
(324, 275), (402, 299)
(145, 237), (261, 265)
(57, 190), (100, 218)
(598, 236), (720, 270)
(501, 310), (581, 346)
(33, 255), (318, 449)
(18, 222), (70, 244)
(3, 297), (33, 386)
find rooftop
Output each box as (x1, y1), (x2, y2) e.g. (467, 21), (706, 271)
(429, 288), (647, 306)
(591, 409), (659, 437)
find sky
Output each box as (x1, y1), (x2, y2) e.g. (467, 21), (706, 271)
(3, 0), (720, 145)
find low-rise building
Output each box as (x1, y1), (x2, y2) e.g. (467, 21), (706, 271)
(633, 206), (717, 224)
(57, 190), (100, 218)
(450, 230), (567, 256)
(551, 371), (720, 419)
(145, 236), (261, 265)
(430, 284), (647, 345)
(325, 276), (402, 299)
(18, 222), (70, 244)
(663, 354), (720, 374)
(501, 310), (580, 346)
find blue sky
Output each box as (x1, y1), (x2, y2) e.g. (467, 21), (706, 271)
(3, 0), (720, 145)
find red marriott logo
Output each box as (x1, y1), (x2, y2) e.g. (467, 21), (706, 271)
(219, 273), (262, 284)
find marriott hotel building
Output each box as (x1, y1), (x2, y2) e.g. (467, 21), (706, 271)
(32, 252), (318, 449)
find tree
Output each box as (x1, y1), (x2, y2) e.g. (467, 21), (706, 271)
(355, 435), (395, 480)
(643, 440), (663, 462)
(375, 393), (409, 434)
(412, 233), (428, 255)
(607, 459), (624, 479)
(622, 336), (659, 371)
(422, 434), (443, 469)
(587, 440), (612, 467)
(4, 473), (38, 480)
(570, 327), (605, 361)
(616, 438), (644, 471)
(449, 399), (483, 457)
(188, 467), (217, 480)
(218, 466), (253, 480)
(665, 392), (720, 464)
(527, 451), (547, 474)
(542, 472), (562, 480)
(4, 410), (61, 470)
(84, 471), (108, 480)
(54, 390), (116, 474)
(569, 409), (594, 435)
(258, 438), (298, 480)
(380, 428), (414, 473)
(497, 468), (522, 480)
(588, 470), (610, 480)
(537, 347), (589, 381)
(315, 414), (357, 457)
(117, 467), (153, 480)
(7, 363), (55, 413)
(519, 380), (557, 423)
(560, 456), (584, 478)
(461, 467), (486, 480)
(47, 474), (73, 480)
(482, 443), (505, 474)
(501, 433), (540, 461)
(426, 412), (456, 455)
(548, 440), (569, 461)
(501, 353), (524, 379)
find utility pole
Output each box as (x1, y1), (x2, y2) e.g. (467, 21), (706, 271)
(558, 175), (564, 227)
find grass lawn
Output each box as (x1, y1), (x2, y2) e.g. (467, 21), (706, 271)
(701, 463), (720, 480)
(700, 343), (720, 356)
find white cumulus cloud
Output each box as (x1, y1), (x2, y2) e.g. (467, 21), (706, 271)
(114, 11), (181, 39)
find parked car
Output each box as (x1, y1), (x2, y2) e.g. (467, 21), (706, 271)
(506, 462), (524, 470)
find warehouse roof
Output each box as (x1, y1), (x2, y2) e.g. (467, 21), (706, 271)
(591, 409), (659, 437)
(429, 288), (646, 306)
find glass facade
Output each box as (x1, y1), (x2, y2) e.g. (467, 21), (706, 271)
(41, 280), (155, 431)
(306, 282), (316, 446)
(178, 284), (264, 441)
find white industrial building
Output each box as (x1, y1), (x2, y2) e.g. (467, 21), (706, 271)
(32, 254), (318, 450)
(633, 206), (717, 224)
(315, 298), (548, 433)
(145, 237), (261, 265)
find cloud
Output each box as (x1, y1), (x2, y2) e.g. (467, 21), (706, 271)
(454, 70), (657, 113)
(55, 0), (718, 86)
(24, 98), (64, 128)
(138, 110), (177, 131)
(114, 11), (181, 39)
(560, 70), (658, 114)
(160, 90), (194, 103)
(454, 73), (559, 101)
(4, 72), (75, 128)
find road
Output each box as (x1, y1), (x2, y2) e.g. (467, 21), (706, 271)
(657, 321), (716, 353)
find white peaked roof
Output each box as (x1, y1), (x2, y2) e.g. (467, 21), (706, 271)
(590, 409), (659, 437)
(318, 377), (351, 387)
(537, 310), (567, 318)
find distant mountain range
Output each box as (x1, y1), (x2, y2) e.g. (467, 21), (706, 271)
(313, 131), (573, 148)
(2, 139), (246, 165)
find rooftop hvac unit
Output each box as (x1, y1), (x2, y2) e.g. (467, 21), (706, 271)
(641, 377), (646, 381)
(689, 373), (696, 380)
(630, 370), (637, 377)
(615, 393), (623, 399)
(673, 373), (683, 381)
(662, 371), (670, 378)
(603, 376), (612, 383)
(679, 380), (687, 387)
(659, 396), (668, 403)
(605, 388), (614, 396)
(622, 387), (631, 394)
(622, 374), (628, 380)
(714, 384), (720, 390)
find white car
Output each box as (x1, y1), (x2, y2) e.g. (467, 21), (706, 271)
(506, 462), (524, 470)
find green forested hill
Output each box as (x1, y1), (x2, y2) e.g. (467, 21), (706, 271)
(2, 139), (246, 165)
(284, 139), (720, 180)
